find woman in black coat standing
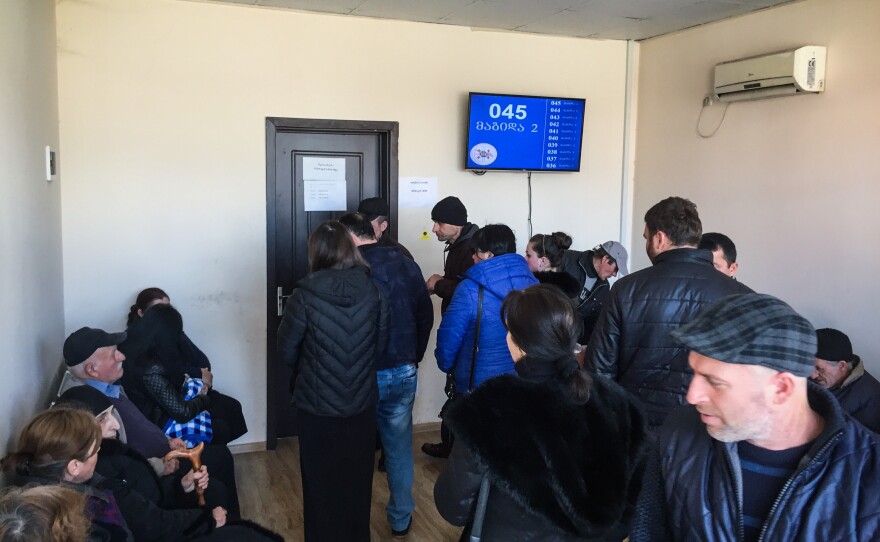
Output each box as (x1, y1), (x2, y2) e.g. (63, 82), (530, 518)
(277, 220), (389, 542)
(434, 284), (648, 541)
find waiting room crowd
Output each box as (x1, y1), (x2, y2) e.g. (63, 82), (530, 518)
(3, 195), (880, 541)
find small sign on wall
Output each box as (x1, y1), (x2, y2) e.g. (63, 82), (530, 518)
(399, 177), (437, 208)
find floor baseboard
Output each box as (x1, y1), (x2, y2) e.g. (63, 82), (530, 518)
(229, 422), (441, 454)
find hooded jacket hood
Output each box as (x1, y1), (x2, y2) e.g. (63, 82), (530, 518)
(298, 267), (375, 308)
(465, 253), (536, 300)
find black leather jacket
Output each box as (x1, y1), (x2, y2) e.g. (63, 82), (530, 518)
(632, 384), (880, 541)
(586, 248), (752, 427)
(277, 266), (389, 417)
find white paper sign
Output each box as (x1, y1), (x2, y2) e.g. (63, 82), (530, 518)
(303, 156), (346, 182)
(304, 180), (347, 211)
(399, 177), (438, 208)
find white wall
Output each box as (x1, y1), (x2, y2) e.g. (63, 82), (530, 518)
(0, 0), (64, 450)
(56, 0), (630, 444)
(635, 0), (880, 366)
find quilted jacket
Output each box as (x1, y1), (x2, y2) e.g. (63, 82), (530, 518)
(277, 266), (389, 417)
(435, 253), (538, 393)
(631, 384), (880, 541)
(586, 248), (752, 428)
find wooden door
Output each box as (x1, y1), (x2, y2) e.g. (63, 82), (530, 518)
(265, 118), (398, 448)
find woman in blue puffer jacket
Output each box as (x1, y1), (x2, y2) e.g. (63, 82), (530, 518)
(436, 224), (538, 394)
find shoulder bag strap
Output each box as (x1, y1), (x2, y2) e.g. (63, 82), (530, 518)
(468, 286), (484, 392)
(469, 475), (491, 542)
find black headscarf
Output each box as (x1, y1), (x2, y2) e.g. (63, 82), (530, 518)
(56, 385), (112, 416)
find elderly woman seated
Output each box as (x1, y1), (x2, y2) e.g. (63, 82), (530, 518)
(1, 407), (280, 542)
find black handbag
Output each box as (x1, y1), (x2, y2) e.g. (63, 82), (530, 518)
(445, 286), (484, 398)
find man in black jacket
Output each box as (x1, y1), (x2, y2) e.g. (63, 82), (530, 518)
(632, 294), (880, 541)
(811, 327), (880, 433)
(559, 240), (629, 343)
(587, 196), (751, 428)
(340, 213), (433, 538)
(425, 196), (479, 314)
(357, 197), (414, 260)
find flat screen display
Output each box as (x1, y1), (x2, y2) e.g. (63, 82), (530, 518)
(465, 92), (586, 172)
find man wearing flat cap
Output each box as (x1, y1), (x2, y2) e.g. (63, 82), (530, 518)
(59, 326), (242, 518)
(811, 327), (880, 433)
(631, 293), (880, 541)
(357, 197), (414, 260)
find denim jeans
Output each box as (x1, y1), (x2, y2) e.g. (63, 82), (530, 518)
(376, 363), (418, 530)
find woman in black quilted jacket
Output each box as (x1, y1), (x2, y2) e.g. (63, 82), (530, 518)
(277, 220), (389, 542)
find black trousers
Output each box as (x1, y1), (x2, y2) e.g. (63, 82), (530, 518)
(298, 408), (376, 542)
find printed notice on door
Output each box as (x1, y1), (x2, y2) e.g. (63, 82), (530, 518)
(303, 156), (347, 211)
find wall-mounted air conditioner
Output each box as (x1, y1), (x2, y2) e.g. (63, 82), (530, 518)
(714, 46), (826, 103)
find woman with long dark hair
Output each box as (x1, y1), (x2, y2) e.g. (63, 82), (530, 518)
(125, 288), (247, 444)
(277, 220), (389, 542)
(525, 232), (580, 297)
(435, 284), (648, 541)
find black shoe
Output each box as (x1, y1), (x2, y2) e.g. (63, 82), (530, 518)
(377, 452), (386, 472)
(421, 442), (450, 459)
(392, 517), (412, 538)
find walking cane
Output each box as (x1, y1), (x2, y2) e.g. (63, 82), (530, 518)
(163, 442), (206, 505)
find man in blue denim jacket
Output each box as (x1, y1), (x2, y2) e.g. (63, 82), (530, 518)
(340, 213), (433, 538)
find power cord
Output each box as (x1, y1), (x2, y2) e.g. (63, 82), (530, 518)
(697, 95), (730, 138)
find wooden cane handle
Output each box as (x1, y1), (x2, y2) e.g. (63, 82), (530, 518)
(163, 442), (206, 505)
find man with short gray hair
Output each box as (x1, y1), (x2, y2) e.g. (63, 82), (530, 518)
(632, 294), (880, 541)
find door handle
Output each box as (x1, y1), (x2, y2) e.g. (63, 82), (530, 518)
(277, 286), (293, 316)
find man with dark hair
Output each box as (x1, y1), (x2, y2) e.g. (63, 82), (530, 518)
(698, 232), (739, 277)
(357, 197), (414, 260)
(425, 196), (479, 314)
(339, 213), (433, 538)
(811, 328), (880, 433)
(632, 294), (880, 541)
(422, 197), (479, 459)
(587, 196), (751, 428)
(560, 240), (629, 343)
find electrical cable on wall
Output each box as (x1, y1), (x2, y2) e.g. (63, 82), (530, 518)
(527, 171), (533, 239)
(696, 95), (730, 138)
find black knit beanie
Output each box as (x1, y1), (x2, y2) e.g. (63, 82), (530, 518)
(431, 196), (468, 226)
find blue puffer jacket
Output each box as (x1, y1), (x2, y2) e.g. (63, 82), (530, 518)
(435, 253), (538, 393)
(631, 384), (880, 542)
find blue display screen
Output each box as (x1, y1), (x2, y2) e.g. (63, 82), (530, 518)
(466, 93), (586, 172)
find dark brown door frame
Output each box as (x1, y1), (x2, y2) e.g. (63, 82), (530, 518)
(265, 117), (399, 449)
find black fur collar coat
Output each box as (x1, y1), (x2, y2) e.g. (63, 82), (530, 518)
(434, 373), (648, 541)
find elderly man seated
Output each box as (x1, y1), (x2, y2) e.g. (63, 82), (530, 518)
(58, 326), (241, 518)
(811, 327), (880, 433)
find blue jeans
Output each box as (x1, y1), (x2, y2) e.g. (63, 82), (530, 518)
(376, 363), (417, 530)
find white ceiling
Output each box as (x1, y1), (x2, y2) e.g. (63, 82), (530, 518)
(194, 0), (795, 40)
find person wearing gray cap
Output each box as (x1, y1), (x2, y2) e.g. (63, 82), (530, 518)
(631, 293), (880, 542)
(559, 240), (629, 343)
(811, 327), (880, 434)
(586, 197), (752, 428)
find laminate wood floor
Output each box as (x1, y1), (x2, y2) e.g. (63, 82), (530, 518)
(235, 428), (462, 541)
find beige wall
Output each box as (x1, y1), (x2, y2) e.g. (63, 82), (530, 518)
(56, 0), (630, 444)
(635, 0), (880, 367)
(0, 0), (65, 449)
